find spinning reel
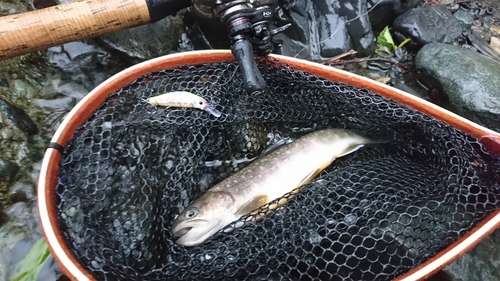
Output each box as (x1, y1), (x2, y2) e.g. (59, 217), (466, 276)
(195, 0), (290, 92)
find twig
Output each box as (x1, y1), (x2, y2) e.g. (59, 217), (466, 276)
(324, 57), (409, 71)
(322, 49), (358, 64)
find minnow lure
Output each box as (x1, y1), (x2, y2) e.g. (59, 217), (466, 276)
(147, 91), (221, 117)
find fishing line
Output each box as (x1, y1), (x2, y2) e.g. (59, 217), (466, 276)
(217, 64), (240, 86)
(292, 1), (382, 58)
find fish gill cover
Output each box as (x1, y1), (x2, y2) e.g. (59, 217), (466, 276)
(55, 57), (500, 280)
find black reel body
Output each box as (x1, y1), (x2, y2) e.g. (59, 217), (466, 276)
(193, 0), (290, 92)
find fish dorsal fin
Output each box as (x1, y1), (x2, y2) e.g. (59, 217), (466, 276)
(235, 194), (269, 217)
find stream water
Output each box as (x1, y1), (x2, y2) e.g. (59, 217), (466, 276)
(0, 40), (131, 281)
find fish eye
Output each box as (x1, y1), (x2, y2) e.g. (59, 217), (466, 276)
(185, 208), (198, 218)
(198, 101), (204, 105)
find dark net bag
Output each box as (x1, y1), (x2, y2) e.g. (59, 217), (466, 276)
(55, 57), (500, 280)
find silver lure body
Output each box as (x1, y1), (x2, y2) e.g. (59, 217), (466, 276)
(147, 91), (221, 117)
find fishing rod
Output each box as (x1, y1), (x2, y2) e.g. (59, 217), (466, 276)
(0, 0), (190, 60)
(0, 0), (290, 92)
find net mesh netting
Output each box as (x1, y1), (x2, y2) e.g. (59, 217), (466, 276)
(55, 57), (500, 280)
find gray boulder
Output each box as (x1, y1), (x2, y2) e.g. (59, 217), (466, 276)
(393, 6), (463, 50)
(0, 98), (38, 135)
(272, 0), (353, 60)
(252, 0), (376, 60)
(96, 14), (186, 63)
(0, 158), (19, 184)
(453, 9), (474, 30)
(416, 43), (500, 132)
(335, 0), (375, 56)
(367, 0), (424, 32)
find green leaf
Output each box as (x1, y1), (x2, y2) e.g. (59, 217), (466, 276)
(377, 26), (396, 50)
(11, 238), (51, 281)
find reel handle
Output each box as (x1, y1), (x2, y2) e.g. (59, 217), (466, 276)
(231, 38), (267, 92)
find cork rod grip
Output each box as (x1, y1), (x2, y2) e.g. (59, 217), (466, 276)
(0, 0), (152, 60)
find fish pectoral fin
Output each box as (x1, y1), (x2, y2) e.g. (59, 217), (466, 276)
(235, 194), (269, 217)
(298, 167), (323, 187)
(337, 144), (365, 158)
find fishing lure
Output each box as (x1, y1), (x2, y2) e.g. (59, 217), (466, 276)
(147, 91), (221, 117)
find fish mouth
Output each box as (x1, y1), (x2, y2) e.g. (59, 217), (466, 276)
(171, 219), (222, 247)
(171, 219), (208, 236)
(174, 226), (192, 237)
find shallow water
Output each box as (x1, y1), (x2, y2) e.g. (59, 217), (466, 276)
(0, 40), (130, 281)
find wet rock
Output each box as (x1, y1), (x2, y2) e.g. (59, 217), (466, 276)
(491, 24), (500, 36)
(314, 0), (352, 58)
(416, 43), (500, 132)
(390, 80), (424, 98)
(335, 0), (376, 56)
(3, 201), (41, 240)
(316, 14), (352, 57)
(367, 0), (423, 32)
(0, 78), (8, 88)
(183, 12), (229, 50)
(392, 6), (463, 50)
(48, 41), (128, 91)
(443, 228), (500, 281)
(273, 1), (317, 60)
(0, 201), (48, 281)
(0, 211), (7, 228)
(34, 82), (88, 129)
(8, 183), (36, 203)
(7, 236), (62, 281)
(0, 158), (19, 183)
(0, 0), (30, 15)
(187, 0), (378, 60)
(0, 98), (38, 135)
(491, 37), (500, 53)
(12, 79), (37, 100)
(454, 9), (475, 30)
(465, 32), (500, 62)
(275, 0), (373, 60)
(368, 0), (401, 32)
(32, 0), (56, 9)
(96, 13), (186, 63)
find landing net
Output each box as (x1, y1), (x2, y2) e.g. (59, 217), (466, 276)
(55, 57), (500, 280)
